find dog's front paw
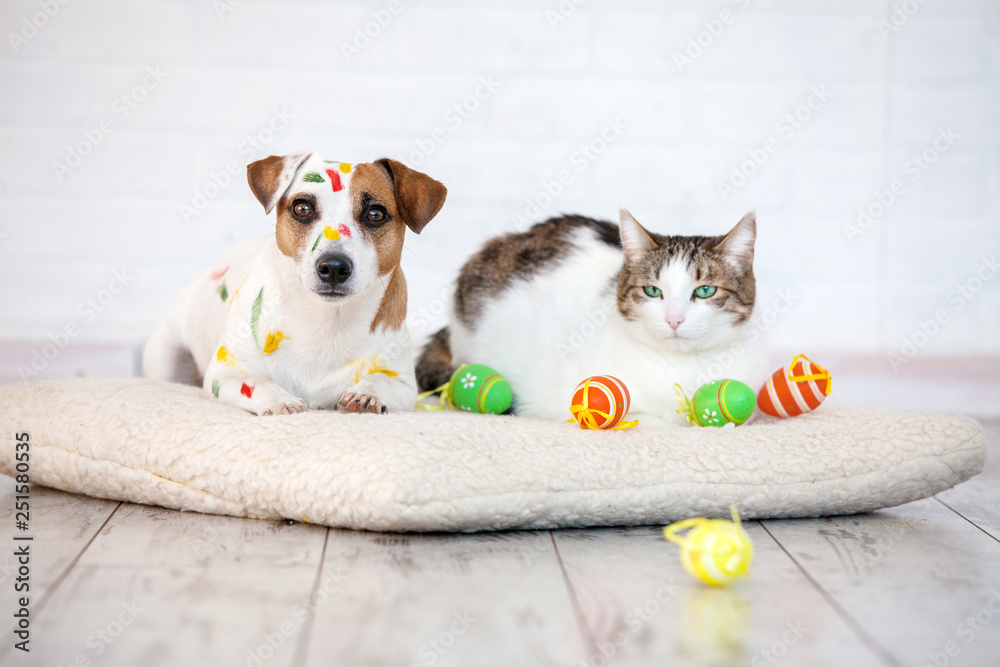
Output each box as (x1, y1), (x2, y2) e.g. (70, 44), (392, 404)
(338, 392), (388, 414)
(207, 375), (308, 416)
(260, 397), (308, 416)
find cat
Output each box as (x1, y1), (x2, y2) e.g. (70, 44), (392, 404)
(416, 209), (768, 427)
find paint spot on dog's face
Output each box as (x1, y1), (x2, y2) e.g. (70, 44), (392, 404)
(271, 155), (377, 300)
(265, 154), (443, 306)
(274, 157), (355, 263)
(325, 169), (344, 192)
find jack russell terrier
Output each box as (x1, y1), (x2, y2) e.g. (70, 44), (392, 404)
(143, 152), (447, 415)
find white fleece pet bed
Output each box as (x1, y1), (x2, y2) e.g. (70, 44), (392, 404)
(0, 378), (986, 532)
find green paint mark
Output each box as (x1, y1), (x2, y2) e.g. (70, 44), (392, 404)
(311, 233), (323, 252)
(217, 282), (228, 302)
(251, 288), (263, 348)
(302, 172), (325, 183)
(211, 379), (220, 398)
(323, 160), (335, 164)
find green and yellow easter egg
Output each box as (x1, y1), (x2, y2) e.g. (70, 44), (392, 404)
(447, 364), (512, 415)
(680, 379), (756, 427)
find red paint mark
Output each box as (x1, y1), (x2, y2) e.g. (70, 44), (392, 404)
(241, 382), (254, 398)
(337, 224), (352, 238)
(326, 169), (344, 192)
(210, 267), (228, 280)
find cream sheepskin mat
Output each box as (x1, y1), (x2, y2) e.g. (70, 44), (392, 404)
(0, 378), (986, 532)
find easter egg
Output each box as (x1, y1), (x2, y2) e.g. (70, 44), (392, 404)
(757, 354), (831, 418)
(569, 375), (632, 430)
(447, 364), (512, 414)
(664, 507), (754, 587)
(687, 379), (757, 427)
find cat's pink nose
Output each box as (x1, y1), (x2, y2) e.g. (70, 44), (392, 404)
(667, 317), (684, 331)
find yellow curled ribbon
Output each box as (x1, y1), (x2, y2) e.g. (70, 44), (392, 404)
(567, 378), (637, 430)
(415, 381), (450, 411)
(673, 383), (696, 424)
(786, 354), (832, 395)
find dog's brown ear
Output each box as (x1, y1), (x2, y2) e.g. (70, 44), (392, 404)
(376, 158), (447, 234)
(247, 152), (312, 214)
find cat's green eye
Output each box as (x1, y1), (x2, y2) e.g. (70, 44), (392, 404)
(693, 285), (717, 299)
(643, 286), (662, 298)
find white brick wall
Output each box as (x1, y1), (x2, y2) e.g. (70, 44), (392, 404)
(0, 0), (997, 381)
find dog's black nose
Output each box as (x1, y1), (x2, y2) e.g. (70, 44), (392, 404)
(316, 253), (353, 286)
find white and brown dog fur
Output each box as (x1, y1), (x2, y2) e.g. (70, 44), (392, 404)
(143, 152), (447, 415)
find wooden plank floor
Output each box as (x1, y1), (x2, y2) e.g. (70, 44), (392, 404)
(1, 419), (997, 667)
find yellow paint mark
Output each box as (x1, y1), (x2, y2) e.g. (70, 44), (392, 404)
(349, 359), (364, 385)
(228, 275), (249, 312)
(263, 330), (287, 354)
(347, 356), (399, 384)
(323, 225), (340, 241)
(216, 346), (246, 372)
(339, 163), (352, 173)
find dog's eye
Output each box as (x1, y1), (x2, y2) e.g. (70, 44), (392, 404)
(365, 206), (387, 226)
(292, 200), (313, 219)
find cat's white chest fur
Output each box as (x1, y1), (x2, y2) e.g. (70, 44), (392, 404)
(448, 227), (768, 427)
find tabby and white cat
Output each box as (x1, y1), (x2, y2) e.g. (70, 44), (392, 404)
(416, 210), (768, 427)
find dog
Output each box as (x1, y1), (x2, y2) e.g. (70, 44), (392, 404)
(143, 152), (447, 415)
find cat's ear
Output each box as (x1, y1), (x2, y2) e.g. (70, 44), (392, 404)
(714, 211), (756, 272)
(619, 209), (655, 264)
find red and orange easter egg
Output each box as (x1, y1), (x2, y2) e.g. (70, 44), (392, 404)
(757, 355), (831, 418)
(570, 375), (632, 430)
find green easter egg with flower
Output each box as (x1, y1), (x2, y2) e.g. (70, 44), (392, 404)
(447, 364), (513, 414)
(690, 379), (756, 427)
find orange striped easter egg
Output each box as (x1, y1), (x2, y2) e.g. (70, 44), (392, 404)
(570, 375), (632, 430)
(757, 354), (831, 418)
